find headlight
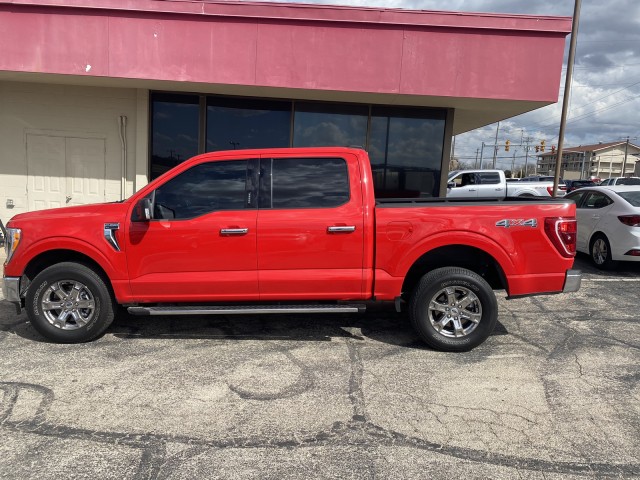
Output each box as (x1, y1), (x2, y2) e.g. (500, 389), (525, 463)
(5, 228), (22, 263)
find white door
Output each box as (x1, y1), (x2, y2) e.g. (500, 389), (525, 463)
(66, 137), (106, 207)
(26, 134), (66, 211)
(27, 134), (106, 211)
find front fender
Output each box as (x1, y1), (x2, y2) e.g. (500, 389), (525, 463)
(6, 236), (127, 281)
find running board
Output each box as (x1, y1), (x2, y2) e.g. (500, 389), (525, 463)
(127, 304), (366, 316)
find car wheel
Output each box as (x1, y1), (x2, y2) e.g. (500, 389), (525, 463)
(409, 267), (498, 352)
(590, 234), (616, 270)
(25, 262), (116, 343)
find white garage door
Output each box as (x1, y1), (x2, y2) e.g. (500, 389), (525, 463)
(26, 133), (106, 211)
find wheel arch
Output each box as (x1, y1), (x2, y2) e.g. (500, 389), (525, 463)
(588, 230), (608, 248)
(23, 249), (115, 299)
(401, 244), (509, 299)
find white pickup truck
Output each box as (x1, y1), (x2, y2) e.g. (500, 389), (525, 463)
(446, 170), (567, 199)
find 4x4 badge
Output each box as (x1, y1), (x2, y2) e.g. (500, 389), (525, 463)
(496, 219), (537, 228)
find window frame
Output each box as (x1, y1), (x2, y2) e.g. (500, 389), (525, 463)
(144, 159), (257, 221)
(259, 157), (351, 210)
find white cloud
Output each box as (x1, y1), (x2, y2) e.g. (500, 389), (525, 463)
(240, 0), (640, 171)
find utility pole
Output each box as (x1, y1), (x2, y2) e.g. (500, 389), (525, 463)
(553, 0), (581, 197)
(451, 135), (456, 165)
(492, 122), (500, 168)
(480, 142), (485, 169)
(523, 137), (532, 177)
(475, 148), (480, 168)
(622, 136), (629, 177)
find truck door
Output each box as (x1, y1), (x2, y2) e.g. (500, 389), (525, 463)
(256, 154), (365, 300)
(476, 171), (505, 198)
(447, 172), (478, 198)
(126, 158), (259, 302)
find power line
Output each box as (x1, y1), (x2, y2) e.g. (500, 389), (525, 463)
(518, 79), (640, 131)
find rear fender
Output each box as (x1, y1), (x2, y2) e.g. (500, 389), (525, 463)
(391, 231), (516, 280)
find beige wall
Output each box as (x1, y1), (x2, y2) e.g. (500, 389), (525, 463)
(0, 81), (148, 223)
(538, 145), (640, 179)
(593, 146), (639, 178)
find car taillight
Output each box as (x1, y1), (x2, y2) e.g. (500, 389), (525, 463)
(546, 186), (553, 196)
(544, 217), (577, 258)
(618, 215), (640, 227)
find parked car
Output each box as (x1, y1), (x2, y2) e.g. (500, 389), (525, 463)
(447, 169), (566, 198)
(599, 177), (640, 186)
(520, 175), (557, 182)
(565, 185), (640, 268)
(3, 147), (581, 351)
(564, 179), (596, 193)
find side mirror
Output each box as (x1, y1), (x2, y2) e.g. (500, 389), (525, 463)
(135, 197), (153, 221)
(447, 182), (456, 189)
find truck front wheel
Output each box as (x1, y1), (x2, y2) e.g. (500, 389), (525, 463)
(25, 262), (115, 343)
(409, 267), (498, 352)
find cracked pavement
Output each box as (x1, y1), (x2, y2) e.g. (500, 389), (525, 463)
(1, 254), (639, 479)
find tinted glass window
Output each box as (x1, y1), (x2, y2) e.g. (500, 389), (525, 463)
(270, 158), (349, 209)
(369, 107), (446, 198)
(151, 94), (200, 180)
(293, 103), (368, 148)
(478, 172), (501, 184)
(450, 172), (477, 187)
(618, 191), (640, 207)
(206, 98), (291, 151)
(566, 190), (589, 206)
(582, 192), (612, 209)
(617, 177), (640, 185)
(153, 161), (248, 219)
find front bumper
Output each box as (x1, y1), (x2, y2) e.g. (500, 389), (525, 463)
(3, 276), (22, 314)
(563, 269), (582, 293)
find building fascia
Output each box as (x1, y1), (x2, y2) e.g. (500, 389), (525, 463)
(1, 0), (572, 32)
(0, 1), (571, 134)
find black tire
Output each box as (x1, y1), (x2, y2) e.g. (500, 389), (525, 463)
(409, 267), (498, 352)
(25, 262), (115, 343)
(590, 234), (616, 270)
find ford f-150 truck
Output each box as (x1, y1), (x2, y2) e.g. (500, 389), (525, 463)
(447, 169), (567, 199)
(2, 147), (581, 351)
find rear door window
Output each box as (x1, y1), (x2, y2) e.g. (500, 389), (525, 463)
(477, 172), (501, 184)
(263, 157), (350, 209)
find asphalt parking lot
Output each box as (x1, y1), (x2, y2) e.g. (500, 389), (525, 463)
(1, 254), (638, 479)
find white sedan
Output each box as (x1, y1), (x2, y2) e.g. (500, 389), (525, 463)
(565, 186), (640, 268)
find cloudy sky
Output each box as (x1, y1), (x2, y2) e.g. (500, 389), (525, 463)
(243, 0), (640, 171)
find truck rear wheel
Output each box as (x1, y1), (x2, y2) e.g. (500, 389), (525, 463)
(409, 267), (497, 352)
(25, 262), (115, 343)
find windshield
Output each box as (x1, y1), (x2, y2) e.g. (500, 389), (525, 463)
(618, 191), (640, 207)
(617, 178), (640, 185)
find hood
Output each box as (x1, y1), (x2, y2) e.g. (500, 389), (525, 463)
(8, 201), (130, 225)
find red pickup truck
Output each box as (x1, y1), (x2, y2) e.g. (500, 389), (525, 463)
(3, 147), (580, 351)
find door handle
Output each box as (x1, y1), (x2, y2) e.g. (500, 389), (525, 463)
(468, 189), (477, 192)
(327, 226), (356, 233)
(220, 228), (249, 236)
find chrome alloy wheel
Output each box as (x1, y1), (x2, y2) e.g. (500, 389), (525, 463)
(428, 286), (482, 338)
(40, 280), (97, 330)
(592, 238), (608, 265)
